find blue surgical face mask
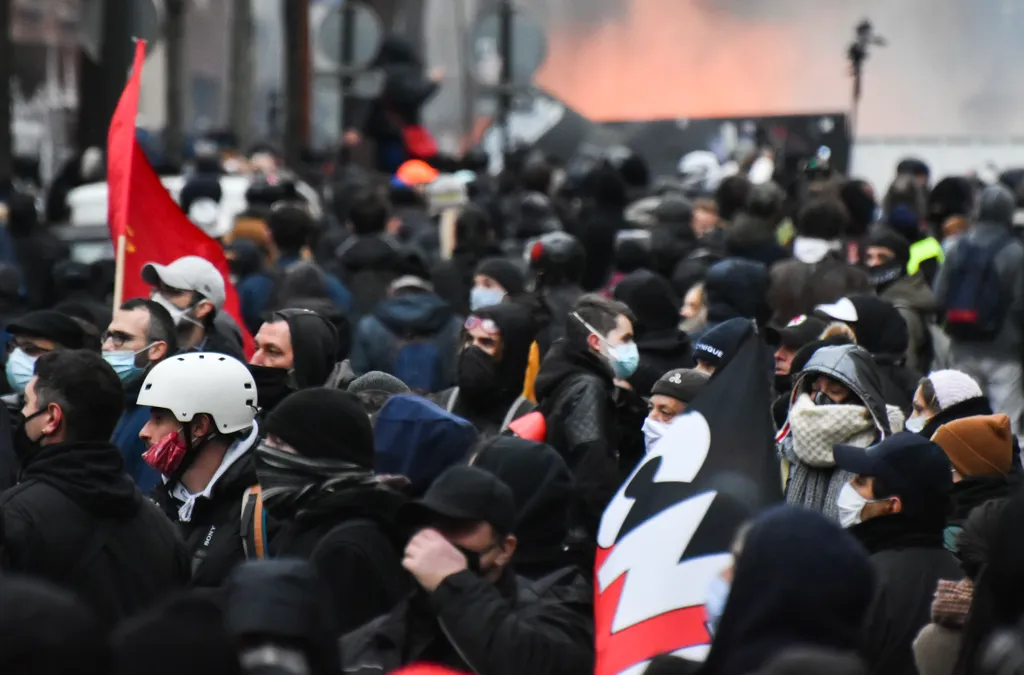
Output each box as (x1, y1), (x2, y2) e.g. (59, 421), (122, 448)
(5, 348), (37, 394)
(470, 286), (506, 311)
(608, 342), (640, 379)
(705, 574), (731, 637)
(102, 344), (155, 384)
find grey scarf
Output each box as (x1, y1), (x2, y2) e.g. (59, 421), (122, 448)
(254, 442), (379, 519)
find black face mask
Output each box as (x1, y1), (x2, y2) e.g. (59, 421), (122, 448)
(457, 346), (501, 400)
(455, 545), (483, 575)
(813, 391), (845, 406)
(13, 409), (48, 462)
(866, 260), (904, 292)
(247, 364), (296, 414)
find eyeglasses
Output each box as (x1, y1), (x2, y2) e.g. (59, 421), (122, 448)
(464, 316), (500, 335)
(101, 330), (138, 350)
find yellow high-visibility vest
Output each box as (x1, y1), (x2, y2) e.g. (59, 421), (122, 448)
(907, 237), (944, 275)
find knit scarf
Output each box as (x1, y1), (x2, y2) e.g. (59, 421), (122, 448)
(253, 442), (380, 520)
(932, 578), (974, 629)
(780, 394), (905, 521)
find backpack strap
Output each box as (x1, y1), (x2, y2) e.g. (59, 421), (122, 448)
(444, 387), (460, 413)
(499, 395), (530, 433)
(240, 485), (267, 560)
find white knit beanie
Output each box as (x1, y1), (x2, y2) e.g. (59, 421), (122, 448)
(927, 370), (984, 411)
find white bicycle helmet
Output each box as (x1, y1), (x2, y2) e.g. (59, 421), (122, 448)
(138, 352), (257, 434)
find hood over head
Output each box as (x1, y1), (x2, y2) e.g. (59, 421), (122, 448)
(614, 269), (681, 335)
(374, 395), (478, 494)
(374, 293), (454, 336)
(472, 437), (573, 564)
(978, 184), (1015, 228)
(471, 302), (536, 401)
(817, 295), (908, 359)
(703, 506), (874, 675)
(274, 308), (339, 388)
(703, 258), (769, 324)
(224, 560), (339, 675)
(796, 344), (893, 437)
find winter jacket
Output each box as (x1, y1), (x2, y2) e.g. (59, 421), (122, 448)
(349, 292), (462, 392)
(851, 514), (964, 675)
(152, 425), (263, 587)
(0, 403), (19, 491)
(882, 273), (939, 374)
(574, 205), (622, 292)
(270, 484), (411, 633)
(194, 311), (246, 361)
(110, 376), (161, 493)
(535, 341), (646, 541)
(935, 186), (1024, 356)
(341, 567), (595, 675)
(238, 256), (352, 335)
(335, 235), (407, 318)
(613, 270), (693, 396)
(780, 345), (904, 520)
(769, 253), (872, 325)
(0, 441), (190, 625)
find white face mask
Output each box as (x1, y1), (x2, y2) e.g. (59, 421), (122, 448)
(642, 417), (671, 453)
(904, 416), (927, 434)
(836, 482), (885, 529)
(152, 293), (203, 328)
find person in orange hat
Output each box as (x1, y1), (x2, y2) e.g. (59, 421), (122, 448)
(931, 414), (1017, 550)
(395, 160), (439, 187)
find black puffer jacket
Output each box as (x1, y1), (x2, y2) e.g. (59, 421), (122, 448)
(0, 441), (190, 625)
(271, 485), (410, 634)
(535, 342), (645, 542)
(341, 567), (594, 675)
(614, 269), (693, 396)
(152, 428), (263, 587)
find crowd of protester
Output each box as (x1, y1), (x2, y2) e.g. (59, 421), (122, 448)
(4, 131), (1024, 675)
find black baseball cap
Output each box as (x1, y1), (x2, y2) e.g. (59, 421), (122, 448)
(400, 466), (517, 535)
(765, 314), (828, 349)
(834, 432), (953, 512)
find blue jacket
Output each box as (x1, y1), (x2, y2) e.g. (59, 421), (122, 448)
(238, 256), (353, 335)
(111, 379), (161, 493)
(349, 292), (461, 391)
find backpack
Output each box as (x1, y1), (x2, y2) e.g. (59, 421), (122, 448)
(943, 235), (1012, 342)
(393, 335), (448, 394)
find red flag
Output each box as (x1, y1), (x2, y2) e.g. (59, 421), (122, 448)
(107, 41), (254, 358)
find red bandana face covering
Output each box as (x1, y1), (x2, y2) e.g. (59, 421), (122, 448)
(142, 430), (189, 476)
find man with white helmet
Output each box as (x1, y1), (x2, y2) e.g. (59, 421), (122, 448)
(138, 352), (261, 586)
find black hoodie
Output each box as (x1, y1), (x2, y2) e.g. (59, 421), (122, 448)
(473, 437), (575, 579)
(702, 506), (874, 675)
(0, 441), (190, 625)
(276, 308), (340, 388)
(844, 295), (920, 413)
(614, 269), (693, 395)
(434, 302), (538, 435)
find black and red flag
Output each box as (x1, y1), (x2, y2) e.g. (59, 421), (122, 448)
(594, 321), (782, 675)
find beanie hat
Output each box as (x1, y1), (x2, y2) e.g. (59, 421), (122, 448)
(264, 388), (374, 467)
(651, 368), (710, 404)
(932, 414), (1013, 477)
(927, 370), (984, 411)
(347, 371), (412, 398)
(694, 318), (749, 368)
(475, 258), (526, 296)
(865, 227), (911, 268)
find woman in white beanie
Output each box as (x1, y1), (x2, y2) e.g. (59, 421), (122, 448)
(905, 370), (989, 439)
